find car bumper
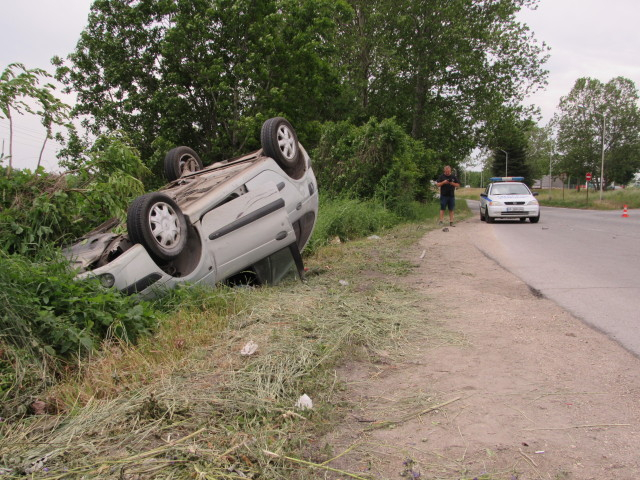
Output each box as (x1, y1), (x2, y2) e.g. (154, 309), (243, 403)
(487, 205), (539, 218)
(77, 243), (215, 297)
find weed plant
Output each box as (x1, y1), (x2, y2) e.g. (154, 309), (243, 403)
(0, 248), (159, 416)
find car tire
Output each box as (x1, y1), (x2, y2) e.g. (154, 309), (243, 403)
(260, 117), (305, 178)
(529, 214), (540, 223)
(127, 192), (188, 261)
(485, 208), (494, 223)
(480, 209), (485, 221)
(164, 146), (203, 182)
(519, 217), (527, 222)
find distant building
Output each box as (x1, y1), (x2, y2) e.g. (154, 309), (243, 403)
(532, 175), (565, 189)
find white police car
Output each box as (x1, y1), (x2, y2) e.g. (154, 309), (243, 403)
(479, 177), (540, 223)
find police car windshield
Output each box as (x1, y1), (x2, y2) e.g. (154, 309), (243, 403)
(491, 183), (530, 195)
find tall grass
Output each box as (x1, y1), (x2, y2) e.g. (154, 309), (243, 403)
(536, 186), (640, 209)
(456, 185), (640, 210)
(306, 196), (442, 254)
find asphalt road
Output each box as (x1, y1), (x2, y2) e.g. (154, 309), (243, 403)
(466, 199), (640, 357)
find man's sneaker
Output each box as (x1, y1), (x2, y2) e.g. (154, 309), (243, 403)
(438, 220), (443, 225)
(450, 222), (456, 227)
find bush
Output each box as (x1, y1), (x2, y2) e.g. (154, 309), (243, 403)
(0, 134), (148, 256)
(0, 250), (157, 358)
(312, 117), (439, 214)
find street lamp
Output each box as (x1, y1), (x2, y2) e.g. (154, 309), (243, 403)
(599, 113), (607, 201)
(549, 148), (553, 200)
(498, 148), (508, 177)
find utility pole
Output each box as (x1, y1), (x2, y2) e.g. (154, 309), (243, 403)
(498, 148), (508, 177)
(600, 113), (606, 201)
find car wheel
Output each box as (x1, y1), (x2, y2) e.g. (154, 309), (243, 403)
(485, 208), (494, 223)
(260, 117), (304, 178)
(164, 146), (203, 182)
(127, 192), (188, 261)
(519, 217), (527, 222)
(529, 214), (540, 223)
(480, 209), (485, 221)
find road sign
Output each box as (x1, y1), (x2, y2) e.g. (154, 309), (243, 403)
(586, 172), (592, 181)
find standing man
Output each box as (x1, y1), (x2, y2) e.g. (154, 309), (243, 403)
(436, 165), (460, 226)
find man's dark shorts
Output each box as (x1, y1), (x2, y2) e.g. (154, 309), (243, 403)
(440, 195), (455, 211)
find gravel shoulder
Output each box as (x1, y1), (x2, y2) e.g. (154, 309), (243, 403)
(322, 219), (640, 479)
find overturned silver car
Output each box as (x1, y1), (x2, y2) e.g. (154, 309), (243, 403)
(64, 117), (318, 296)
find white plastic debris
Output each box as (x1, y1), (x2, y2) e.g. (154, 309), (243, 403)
(367, 235), (381, 240)
(25, 453), (53, 474)
(295, 394), (313, 410)
(240, 340), (259, 356)
(419, 249), (426, 259)
(339, 280), (349, 286)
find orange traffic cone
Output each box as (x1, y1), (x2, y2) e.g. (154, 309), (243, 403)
(622, 205), (629, 218)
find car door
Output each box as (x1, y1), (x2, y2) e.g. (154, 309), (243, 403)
(200, 181), (295, 282)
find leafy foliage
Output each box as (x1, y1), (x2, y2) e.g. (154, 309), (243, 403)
(554, 77), (640, 186)
(339, 0), (549, 161)
(524, 122), (556, 180)
(313, 117), (439, 212)
(55, 0), (351, 172)
(0, 63), (72, 174)
(0, 250), (157, 356)
(0, 134), (147, 255)
(55, 0), (548, 181)
(490, 117), (533, 183)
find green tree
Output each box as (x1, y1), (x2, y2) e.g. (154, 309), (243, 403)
(524, 122), (556, 181)
(313, 117), (438, 211)
(0, 64), (69, 175)
(490, 117), (532, 183)
(339, 0), (549, 161)
(56, 0), (351, 179)
(554, 77), (640, 186)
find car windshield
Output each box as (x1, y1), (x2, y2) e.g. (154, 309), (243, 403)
(491, 183), (530, 195)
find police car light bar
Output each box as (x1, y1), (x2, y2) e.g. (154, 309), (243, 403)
(489, 176), (525, 182)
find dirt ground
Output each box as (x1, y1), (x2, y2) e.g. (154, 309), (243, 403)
(321, 219), (640, 480)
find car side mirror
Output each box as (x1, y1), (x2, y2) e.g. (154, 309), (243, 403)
(480, 193), (487, 198)
(533, 192), (539, 196)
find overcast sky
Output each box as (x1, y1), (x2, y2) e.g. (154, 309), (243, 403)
(1, 0), (639, 171)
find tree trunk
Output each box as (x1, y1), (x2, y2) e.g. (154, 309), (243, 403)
(6, 108), (13, 176)
(411, 72), (426, 139)
(37, 130), (49, 172)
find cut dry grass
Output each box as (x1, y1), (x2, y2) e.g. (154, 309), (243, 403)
(0, 221), (460, 479)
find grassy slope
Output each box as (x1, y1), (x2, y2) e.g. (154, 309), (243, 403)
(0, 206), (472, 479)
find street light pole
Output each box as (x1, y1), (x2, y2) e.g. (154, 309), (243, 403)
(549, 149), (553, 200)
(600, 113), (606, 201)
(498, 148), (508, 177)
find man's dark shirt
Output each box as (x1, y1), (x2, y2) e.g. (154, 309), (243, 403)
(437, 174), (459, 197)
